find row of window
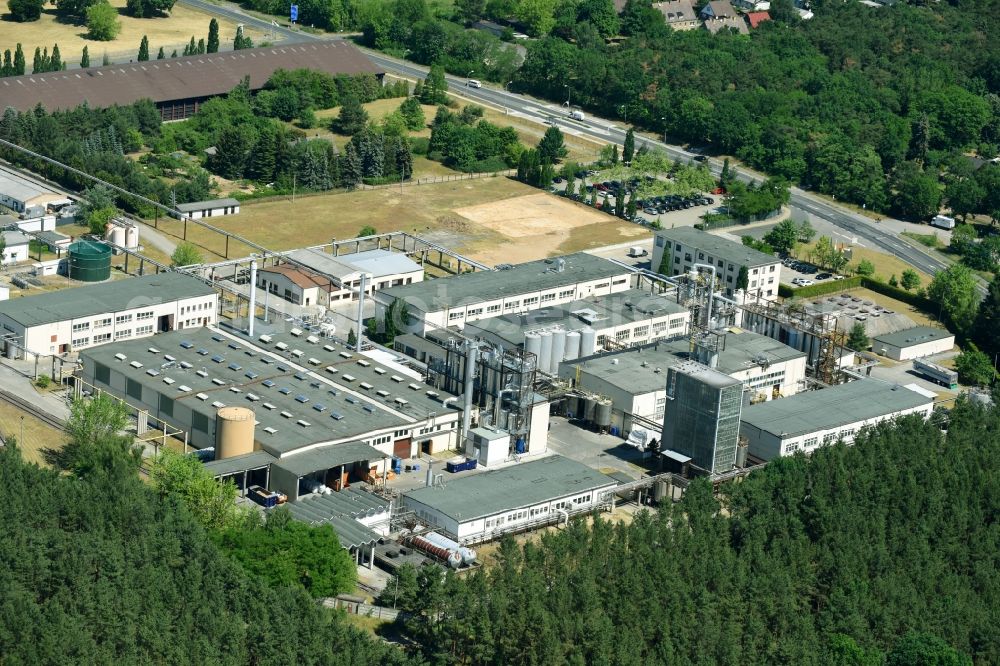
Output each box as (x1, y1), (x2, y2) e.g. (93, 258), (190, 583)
(180, 302), (212, 316)
(72, 314), (137, 332)
(446, 280), (631, 322)
(786, 428), (859, 455)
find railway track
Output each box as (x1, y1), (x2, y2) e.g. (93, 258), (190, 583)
(0, 388), (67, 432)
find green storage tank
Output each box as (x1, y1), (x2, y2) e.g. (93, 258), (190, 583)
(68, 240), (112, 282)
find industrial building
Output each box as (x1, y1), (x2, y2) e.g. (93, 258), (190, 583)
(401, 455), (618, 544)
(175, 198), (240, 219)
(660, 361), (744, 475)
(0, 272), (217, 357)
(0, 171), (65, 216)
(75, 326), (552, 503)
(257, 248), (423, 307)
(0, 230), (31, 265)
(740, 379), (935, 459)
(0, 41), (384, 120)
(872, 326), (955, 361)
(283, 487), (390, 567)
(652, 227), (781, 300)
(558, 328), (806, 432)
(375, 253), (634, 335)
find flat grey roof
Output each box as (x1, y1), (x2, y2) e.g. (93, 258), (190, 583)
(2, 231), (30, 246)
(872, 326), (953, 349)
(81, 326), (457, 455)
(660, 327), (806, 376)
(403, 455), (616, 523)
(0, 272), (214, 328)
(380, 253), (630, 312)
(0, 172), (53, 202)
(671, 360), (742, 389)
(657, 227), (777, 268)
(176, 198), (240, 212)
(272, 441), (385, 477)
(283, 248), (361, 281)
(342, 249), (422, 279)
(463, 288), (686, 346)
(203, 450), (276, 477)
(740, 379), (933, 439)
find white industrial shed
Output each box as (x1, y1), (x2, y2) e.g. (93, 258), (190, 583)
(175, 198), (240, 219)
(872, 326), (954, 361)
(740, 379), (935, 460)
(402, 455), (618, 544)
(0, 172), (64, 215)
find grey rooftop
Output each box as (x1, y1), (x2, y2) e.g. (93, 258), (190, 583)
(403, 454), (616, 522)
(872, 326), (953, 348)
(657, 227), (777, 268)
(175, 198), (240, 212)
(379, 253), (630, 311)
(740, 379), (933, 438)
(0, 272), (214, 328)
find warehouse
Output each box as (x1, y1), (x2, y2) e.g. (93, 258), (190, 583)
(0, 41), (384, 120)
(558, 328), (806, 432)
(0, 272), (216, 358)
(740, 379), (935, 460)
(457, 288), (690, 373)
(78, 326), (466, 501)
(259, 248), (424, 306)
(0, 171), (64, 215)
(375, 253), (633, 335)
(401, 455), (618, 544)
(284, 487), (391, 567)
(175, 198), (240, 220)
(871, 326), (955, 361)
(652, 227), (781, 301)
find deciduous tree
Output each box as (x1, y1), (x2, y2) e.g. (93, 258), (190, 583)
(86, 1), (122, 41)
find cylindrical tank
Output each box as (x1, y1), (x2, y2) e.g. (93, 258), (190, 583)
(736, 442), (748, 468)
(215, 406), (256, 459)
(564, 330), (581, 361)
(537, 330), (553, 374)
(125, 224), (139, 249)
(580, 327), (597, 356)
(653, 479), (668, 503)
(67, 240), (112, 282)
(595, 399), (612, 429)
(108, 225), (126, 247)
(410, 535), (462, 568)
(524, 332), (542, 366)
(424, 532), (477, 564)
(551, 328), (567, 368)
(786, 328), (799, 350)
(583, 397), (597, 424)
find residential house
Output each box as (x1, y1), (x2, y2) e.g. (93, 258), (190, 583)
(653, 0), (701, 30)
(745, 10), (772, 28)
(705, 16), (750, 34)
(700, 0), (737, 19)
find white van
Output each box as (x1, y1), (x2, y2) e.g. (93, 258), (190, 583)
(627, 246), (647, 258)
(931, 214), (956, 230)
(568, 109), (585, 121)
(466, 79), (482, 89)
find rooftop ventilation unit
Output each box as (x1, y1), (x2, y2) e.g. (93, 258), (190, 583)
(325, 366), (338, 374)
(114, 353), (128, 362)
(229, 387), (242, 393)
(244, 350), (255, 357)
(211, 355), (225, 363)
(227, 342), (241, 350)
(363, 405), (375, 414)
(323, 345), (336, 352)
(130, 361), (143, 369)
(391, 375), (404, 383)
(227, 362), (242, 371)
(146, 369), (160, 377)
(312, 403), (326, 412)
(246, 393), (260, 401)
(376, 390), (390, 398)
(280, 410), (294, 418)
(259, 335), (273, 344)
(306, 335), (319, 344)
(408, 383), (422, 391)
(177, 384), (191, 392)
(426, 390), (439, 398)
(147, 347), (161, 354)
(374, 368), (386, 375)
(164, 355), (176, 362)
(357, 360), (370, 367)
(359, 382), (373, 391)
(263, 426), (278, 434)
(197, 348), (209, 355)
(296, 420), (311, 427)
(245, 371), (258, 379)
(309, 381), (321, 389)
(263, 402), (276, 410)
(346, 397), (358, 404)
(294, 394), (310, 403)
(330, 412), (344, 421)
(293, 372), (306, 380)
(262, 379), (275, 388)
(162, 377), (175, 385)
(179, 341), (193, 349)
(260, 357), (274, 365)
(196, 393), (209, 400)
(180, 361), (193, 369)
(276, 364), (289, 372)
(290, 327), (303, 337)
(279, 387), (291, 395)
(211, 401), (225, 408)
(308, 357), (321, 366)
(572, 308), (605, 325)
(275, 342), (288, 351)
(211, 335), (224, 342)
(328, 389), (339, 396)
(196, 369), (208, 377)
(342, 374), (355, 382)
(290, 349), (304, 358)
(339, 351), (353, 359)
(212, 378), (226, 386)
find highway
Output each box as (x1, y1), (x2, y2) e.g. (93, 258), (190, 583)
(151, 1), (984, 291)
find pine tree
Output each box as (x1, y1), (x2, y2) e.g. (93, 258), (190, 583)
(156, 46), (164, 60)
(197, 38), (205, 54)
(32, 47), (42, 74)
(2, 50), (12, 77)
(13, 44), (25, 75)
(185, 36), (196, 56)
(347, 328), (357, 346)
(395, 140), (413, 179)
(137, 36), (149, 62)
(341, 143), (362, 189)
(80, 45), (90, 68)
(171, 49), (178, 58)
(50, 44), (61, 71)
(207, 18), (220, 53)
(102, 52), (111, 66)
(623, 128), (635, 165)
(233, 26), (252, 50)
(611, 144), (619, 166)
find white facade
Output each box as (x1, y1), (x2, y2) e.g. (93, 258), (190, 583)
(1, 232), (31, 265)
(873, 329), (955, 361)
(0, 291), (217, 357)
(176, 199), (240, 219)
(0, 173), (63, 214)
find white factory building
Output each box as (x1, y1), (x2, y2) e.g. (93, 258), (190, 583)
(450, 288), (690, 374)
(1, 230), (31, 265)
(558, 327), (808, 432)
(0, 171), (66, 215)
(871, 326), (955, 361)
(375, 253), (634, 336)
(0, 273), (217, 358)
(175, 198), (241, 219)
(258, 248), (424, 307)
(740, 379), (935, 460)
(401, 455), (618, 544)
(652, 227), (781, 301)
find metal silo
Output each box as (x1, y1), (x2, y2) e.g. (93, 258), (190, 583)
(538, 330), (553, 374)
(564, 330), (581, 361)
(583, 396), (597, 424)
(595, 398), (613, 431)
(551, 328), (567, 369)
(524, 332), (542, 366)
(68, 240), (112, 282)
(580, 327), (597, 357)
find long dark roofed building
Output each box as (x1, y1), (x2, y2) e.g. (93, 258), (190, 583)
(0, 41), (383, 121)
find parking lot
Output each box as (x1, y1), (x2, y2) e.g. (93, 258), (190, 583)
(779, 256), (848, 287)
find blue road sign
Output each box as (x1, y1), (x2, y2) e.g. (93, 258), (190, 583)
(290, 4), (298, 21)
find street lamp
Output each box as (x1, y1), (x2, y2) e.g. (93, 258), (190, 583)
(563, 84), (571, 108)
(504, 81), (513, 114)
(660, 117), (667, 144)
(620, 104), (628, 125)
(19, 415), (24, 445)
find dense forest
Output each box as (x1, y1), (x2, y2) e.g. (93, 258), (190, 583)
(0, 396), (407, 665)
(383, 395), (998, 664)
(346, 0), (1000, 219)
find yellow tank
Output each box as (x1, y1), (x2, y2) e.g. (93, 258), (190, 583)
(215, 406), (255, 460)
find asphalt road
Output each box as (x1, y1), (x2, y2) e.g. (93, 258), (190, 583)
(177, 0), (977, 293)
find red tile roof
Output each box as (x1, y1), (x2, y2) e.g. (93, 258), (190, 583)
(746, 11), (772, 28)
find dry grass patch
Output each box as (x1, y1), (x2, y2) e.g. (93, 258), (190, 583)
(0, 399), (69, 468)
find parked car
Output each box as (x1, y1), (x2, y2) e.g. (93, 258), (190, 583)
(791, 278), (815, 286)
(832, 274), (846, 280)
(466, 79), (482, 88)
(553, 176), (564, 183)
(816, 273), (832, 280)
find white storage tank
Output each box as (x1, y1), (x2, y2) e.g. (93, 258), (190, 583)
(124, 224), (139, 249)
(524, 332), (542, 365)
(564, 330), (581, 361)
(580, 327), (597, 357)
(551, 328), (567, 368)
(106, 224), (126, 247)
(537, 330), (553, 374)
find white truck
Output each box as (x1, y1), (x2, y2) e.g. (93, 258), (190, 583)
(931, 214), (956, 230)
(627, 246), (648, 258)
(568, 109), (585, 121)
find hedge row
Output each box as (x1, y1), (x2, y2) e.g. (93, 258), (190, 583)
(860, 277), (935, 310)
(778, 275), (935, 311)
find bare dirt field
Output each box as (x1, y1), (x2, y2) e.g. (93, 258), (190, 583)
(1, 0), (244, 64)
(150, 177), (645, 265)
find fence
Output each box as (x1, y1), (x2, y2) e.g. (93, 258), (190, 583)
(355, 169), (515, 191)
(320, 598), (402, 621)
